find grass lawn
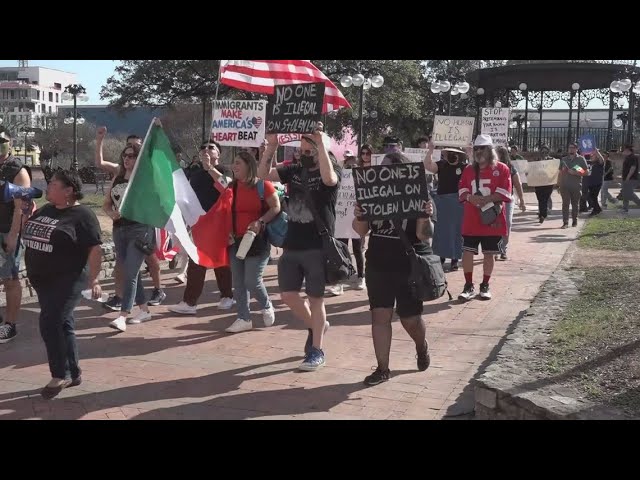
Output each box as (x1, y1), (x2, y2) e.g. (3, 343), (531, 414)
(543, 216), (640, 416)
(578, 217), (640, 251)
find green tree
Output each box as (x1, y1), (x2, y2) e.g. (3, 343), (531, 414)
(100, 60), (227, 108)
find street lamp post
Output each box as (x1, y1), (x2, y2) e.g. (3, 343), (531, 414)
(519, 83), (529, 151)
(340, 73), (384, 153)
(21, 127), (35, 165)
(430, 78), (470, 116)
(62, 84), (89, 170)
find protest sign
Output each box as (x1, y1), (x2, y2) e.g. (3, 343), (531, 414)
(526, 159), (560, 187)
(432, 116), (475, 147)
(578, 134), (596, 155)
(334, 170), (360, 239)
(353, 163), (429, 221)
(481, 108), (510, 146)
(266, 82), (325, 134)
(211, 100), (266, 147)
(511, 159), (528, 183)
(277, 133), (303, 146)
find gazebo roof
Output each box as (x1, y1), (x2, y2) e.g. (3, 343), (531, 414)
(467, 62), (640, 92)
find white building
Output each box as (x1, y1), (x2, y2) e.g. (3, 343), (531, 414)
(0, 64), (76, 129)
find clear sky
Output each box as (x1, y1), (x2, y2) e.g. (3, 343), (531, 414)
(0, 60), (117, 104)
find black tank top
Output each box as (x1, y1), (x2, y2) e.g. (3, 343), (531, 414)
(0, 155), (28, 233)
(110, 176), (138, 227)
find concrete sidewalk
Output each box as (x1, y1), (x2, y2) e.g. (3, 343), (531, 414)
(0, 191), (581, 419)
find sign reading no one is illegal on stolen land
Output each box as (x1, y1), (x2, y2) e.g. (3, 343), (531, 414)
(353, 163), (429, 222)
(266, 82), (325, 134)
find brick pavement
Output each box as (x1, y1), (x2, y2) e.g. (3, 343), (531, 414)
(0, 191), (582, 420)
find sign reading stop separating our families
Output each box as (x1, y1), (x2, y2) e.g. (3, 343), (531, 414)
(211, 100), (267, 147)
(266, 82), (325, 134)
(481, 108), (510, 146)
(353, 163), (429, 221)
(334, 170), (360, 239)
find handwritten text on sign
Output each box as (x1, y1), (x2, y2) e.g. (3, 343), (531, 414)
(353, 163), (429, 221)
(481, 108), (510, 146)
(211, 100), (266, 147)
(266, 82), (325, 134)
(526, 159), (560, 187)
(334, 170), (360, 239)
(432, 116), (475, 147)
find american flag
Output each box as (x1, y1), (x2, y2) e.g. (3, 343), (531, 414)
(155, 228), (179, 261)
(219, 60), (351, 113)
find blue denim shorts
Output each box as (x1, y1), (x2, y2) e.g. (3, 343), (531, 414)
(0, 233), (23, 280)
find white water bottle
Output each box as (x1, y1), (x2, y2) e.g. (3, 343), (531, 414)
(236, 230), (257, 260)
(81, 289), (109, 303)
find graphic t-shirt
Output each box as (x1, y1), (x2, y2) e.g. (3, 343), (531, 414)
(436, 160), (466, 195)
(277, 163), (341, 250)
(458, 162), (512, 237)
(366, 217), (434, 273)
(586, 158), (604, 187)
(233, 180), (275, 236)
(110, 176), (138, 227)
(24, 204), (102, 285)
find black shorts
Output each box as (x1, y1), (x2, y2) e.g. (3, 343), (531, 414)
(277, 248), (326, 298)
(365, 267), (423, 318)
(462, 236), (503, 255)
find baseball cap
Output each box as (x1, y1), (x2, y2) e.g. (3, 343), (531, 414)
(473, 134), (493, 147)
(0, 132), (10, 143)
(344, 149), (355, 157)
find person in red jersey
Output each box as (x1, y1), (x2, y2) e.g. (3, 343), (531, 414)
(457, 134), (512, 302)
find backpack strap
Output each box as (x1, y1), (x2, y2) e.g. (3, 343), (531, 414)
(257, 179), (265, 200)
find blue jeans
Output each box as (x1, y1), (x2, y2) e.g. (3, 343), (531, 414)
(229, 244), (271, 320)
(113, 223), (154, 313)
(501, 196), (515, 254)
(34, 272), (85, 380)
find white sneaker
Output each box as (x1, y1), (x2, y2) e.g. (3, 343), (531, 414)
(219, 297), (236, 310)
(175, 273), (187, 284)
(168, 301), (197, 315)
(262, 306), (275, 327)
(225, 318), (253, 333)
(127, 310), (152, 324)
(327, 284), (344, 296)
(355, 277), (366, 290)
(108, 316), (127, 332)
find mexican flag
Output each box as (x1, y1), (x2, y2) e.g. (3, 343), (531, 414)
(119, 119), (230, 268)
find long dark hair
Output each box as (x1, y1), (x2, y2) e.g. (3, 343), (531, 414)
(359, 143), (374, 166)
(495, 146), (512, 167)
(117, 143), (141, 178)
(52, 169), (84, 201)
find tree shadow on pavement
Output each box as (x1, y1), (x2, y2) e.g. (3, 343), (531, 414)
(0, 356), (368, 420)
(441, 309), (528, 420)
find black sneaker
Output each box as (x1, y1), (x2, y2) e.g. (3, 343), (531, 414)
(416, 342), (431, 371)
(458, 283), (476, 301)
(364, 367), (390, 386)
(561, 223), (569, 229)
(450, 261), (459, 271)
(479, 282), (492, 300)
(304, 321), (330, 356)
(572, 219), (578, 227)
(499, 253), (508, 261)
(147, 288), (167, 306)
(0, 322), (17, 344)
(102, 295), (122, 312)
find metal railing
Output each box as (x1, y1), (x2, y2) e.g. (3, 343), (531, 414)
(508, 127), (628, 152)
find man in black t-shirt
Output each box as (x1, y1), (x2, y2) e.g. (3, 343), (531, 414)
(621, 145), (640, 213)
(0, 131), (32, 344)
(601, 152), (617, 208)
(168, 141), (235, 315)
(259, 124), (341, 372)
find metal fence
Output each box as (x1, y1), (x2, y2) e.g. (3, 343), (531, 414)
(508, 127), (627, 152)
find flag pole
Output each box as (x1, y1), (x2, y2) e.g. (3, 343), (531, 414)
(119, 118), (156, 211)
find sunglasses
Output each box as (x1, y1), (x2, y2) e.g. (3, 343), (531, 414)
(361, 151), (371, 156)
(123, 153), (137, 159)
(200, 145), (216, 151)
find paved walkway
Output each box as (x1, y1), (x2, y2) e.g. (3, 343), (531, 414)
(0, 191), (583, 420)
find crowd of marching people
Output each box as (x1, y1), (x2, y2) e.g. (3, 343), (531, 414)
(0, 116), (638, 399)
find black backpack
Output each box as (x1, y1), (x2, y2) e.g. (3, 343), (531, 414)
(393, 220), (452, 302)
